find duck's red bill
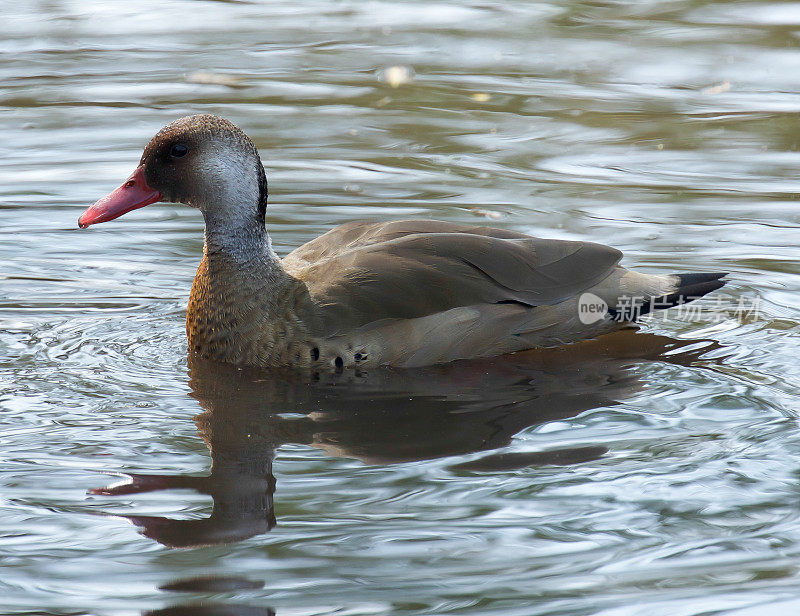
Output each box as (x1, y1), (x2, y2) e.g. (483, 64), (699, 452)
(78, 165), (162, 228)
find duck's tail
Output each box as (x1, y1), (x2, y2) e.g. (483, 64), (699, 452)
(608, 272), (728, 321)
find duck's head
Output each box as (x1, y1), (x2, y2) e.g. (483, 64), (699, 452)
(78, 114), (268, 228)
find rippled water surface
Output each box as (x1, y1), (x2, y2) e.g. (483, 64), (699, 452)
(3, 1), (800, 614)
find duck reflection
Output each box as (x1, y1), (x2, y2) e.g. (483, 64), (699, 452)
(143, 576), (270, 616)
(91, 330), (719, 548)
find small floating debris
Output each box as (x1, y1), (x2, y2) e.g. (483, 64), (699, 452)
(186, 71), (244, 88)
(702, 80), (731, 95)
(471, 92), (491, 102)
(381, 65), (414, 88)
(470, 207), (503, 220)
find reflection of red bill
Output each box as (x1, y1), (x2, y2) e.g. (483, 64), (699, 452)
(78, 165), (162, 228)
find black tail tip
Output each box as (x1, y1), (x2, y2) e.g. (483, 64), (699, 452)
(650, 272), (729, 317)
(608, 272), (728, 321)
(675, 272), (729, 287)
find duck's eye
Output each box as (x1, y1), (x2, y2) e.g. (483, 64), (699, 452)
(170, 143), (188, 158)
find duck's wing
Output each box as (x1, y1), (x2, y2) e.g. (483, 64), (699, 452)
(283, 220), (622, 336)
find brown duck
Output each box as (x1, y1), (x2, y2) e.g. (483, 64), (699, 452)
(78, 114), (726, 370)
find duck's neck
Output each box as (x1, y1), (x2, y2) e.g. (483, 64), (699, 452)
(186, 153), (317, 365)
(204, 210), (274, 264)
(199, 155), (285, 282)
(201, 211), (295, 298)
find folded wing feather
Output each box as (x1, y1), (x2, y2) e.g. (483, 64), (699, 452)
(282, 220), (623, 337)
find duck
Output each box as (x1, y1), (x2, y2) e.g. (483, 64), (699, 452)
(78, 114), (727, 370)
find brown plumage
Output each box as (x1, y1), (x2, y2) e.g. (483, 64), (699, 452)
(78, 114), (727, 370)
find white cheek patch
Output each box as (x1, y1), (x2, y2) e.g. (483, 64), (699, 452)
(193, 144), (260, 217)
